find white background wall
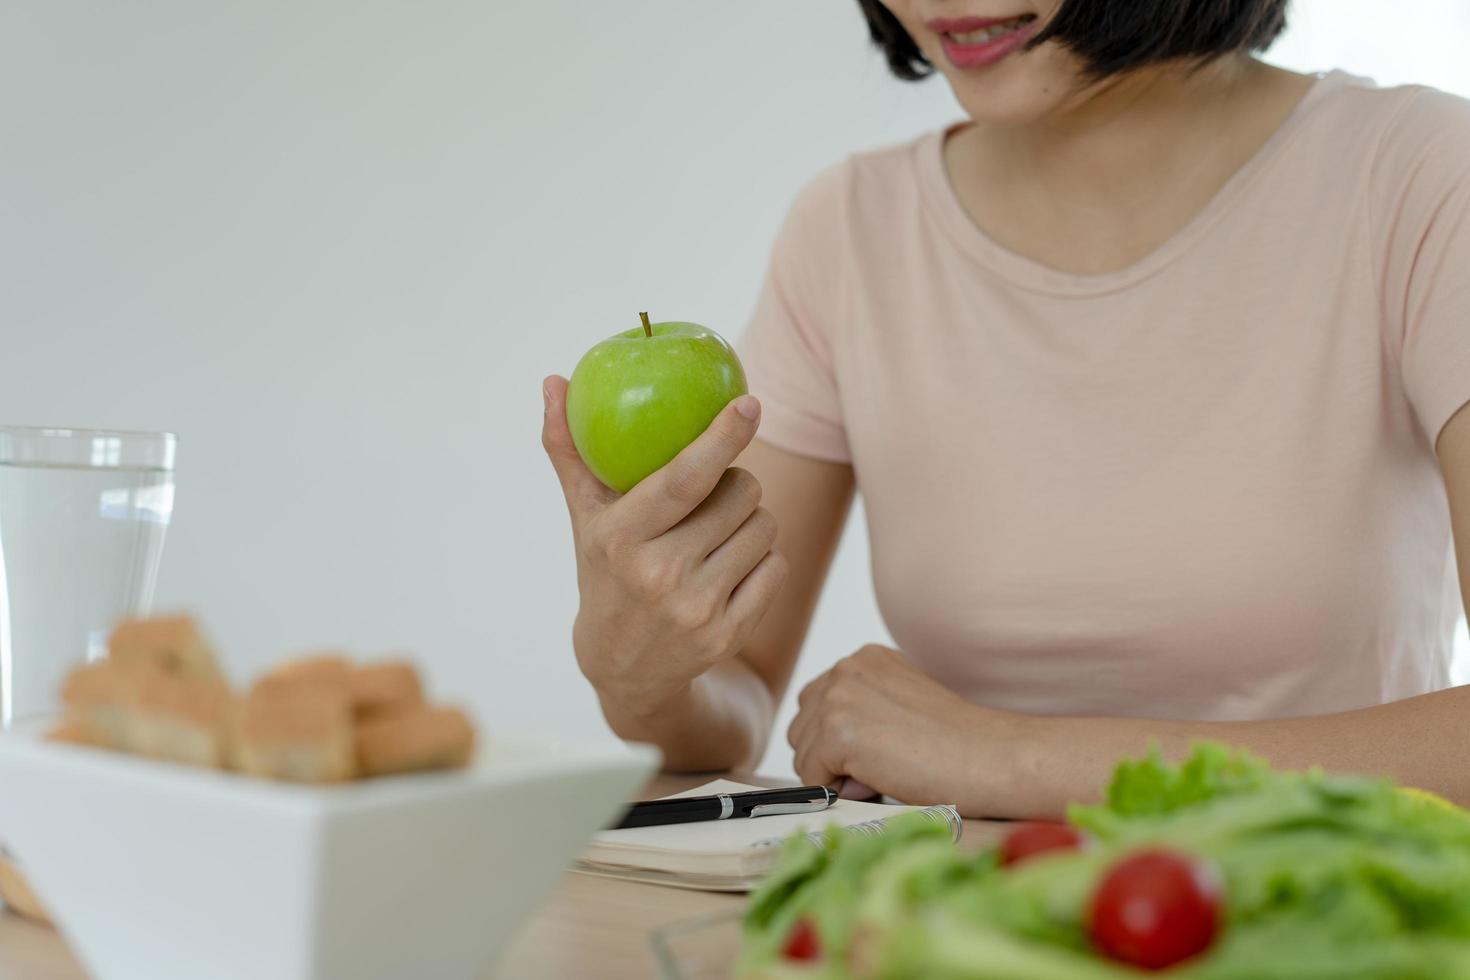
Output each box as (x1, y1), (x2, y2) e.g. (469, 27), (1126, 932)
(2, 1), (1466, 776)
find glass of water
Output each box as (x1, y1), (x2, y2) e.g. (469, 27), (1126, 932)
(0, 427), (176, 730)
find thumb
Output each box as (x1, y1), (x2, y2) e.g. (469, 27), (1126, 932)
(836, 778), (880, 801)
(541, 375), (614, 519)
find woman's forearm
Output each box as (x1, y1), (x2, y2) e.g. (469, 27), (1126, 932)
(1011, 685), (1470, 817)
(597, 655), (775, 773)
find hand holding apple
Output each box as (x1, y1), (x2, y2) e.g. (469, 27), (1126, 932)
(541, 321), (787, 722)
(565, 313), (748, 493)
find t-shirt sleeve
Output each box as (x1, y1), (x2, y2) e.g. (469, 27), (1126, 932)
(1375, 87), (1470, 448)
(737, 164), (852, 463)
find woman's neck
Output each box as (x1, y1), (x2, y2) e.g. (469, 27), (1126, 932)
(945, 57), (1316, 275)
(995, 57), (1279, 204)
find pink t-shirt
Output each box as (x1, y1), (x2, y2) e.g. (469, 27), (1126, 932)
(739, 71), (1470, 722)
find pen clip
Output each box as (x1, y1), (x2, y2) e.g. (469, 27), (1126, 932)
(748, 800), (829, 818)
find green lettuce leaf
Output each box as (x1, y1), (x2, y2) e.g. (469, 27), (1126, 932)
(738, 743), (1470, 979)
(1070, 742), (1273, 832)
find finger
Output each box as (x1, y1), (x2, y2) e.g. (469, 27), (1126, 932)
(795, 662), (838, 714)
(725, 550), (789, 646)
(794, 669), (827, 715)
(542, 375), (616, 521)
(794, 738), (840, 789)
(786, 669), (831, 753)
(702, 506), (777, 594)
(787, 698), (812, 754)
(837, 777), (880, 801)
(620, 395), (761, 538)
(787, 708), (804, 752)
(665, 467), (761, 558)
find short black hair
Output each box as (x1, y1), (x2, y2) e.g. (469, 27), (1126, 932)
(855, 0), (1288, 81)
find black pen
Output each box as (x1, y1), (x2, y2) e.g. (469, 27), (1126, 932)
(610, 785), (836, 830)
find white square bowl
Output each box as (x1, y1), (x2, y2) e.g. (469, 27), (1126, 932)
(0, 728), (659, 980)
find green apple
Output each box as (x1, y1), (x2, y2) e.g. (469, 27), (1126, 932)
(566, 313), (748, 493)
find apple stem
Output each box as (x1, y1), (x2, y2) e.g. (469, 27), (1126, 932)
(639, 311), (653, 338)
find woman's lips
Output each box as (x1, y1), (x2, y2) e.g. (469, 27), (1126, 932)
(931, 15), (1038, 70)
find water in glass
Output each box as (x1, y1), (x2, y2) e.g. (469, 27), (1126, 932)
(0, 429), (175, 728)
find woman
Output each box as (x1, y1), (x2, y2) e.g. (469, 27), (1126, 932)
(542, 0), (1470, 818)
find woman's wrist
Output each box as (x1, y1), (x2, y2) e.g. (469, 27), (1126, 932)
(597, 680), (698, 748)
(997, 713), (1206, 818)
(573, 616), (695, 722)
(956, 703), (1058, 818)
(954, 703), (1143, 820)
(599, 661), (773, 773)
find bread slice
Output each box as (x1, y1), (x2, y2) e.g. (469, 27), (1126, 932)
(129, 671), (235, 768)
(355, 706), (476, 777)
(255, 656), (424, 720)
(0, 854), (50, 926)
(250, 652), (353, 699)
(348, 661), (424, 720)
(59, 660), (150, 750)
(234, 688), (356, 784)
(59, 659), (233, 766)
(108, 615), (223, 682)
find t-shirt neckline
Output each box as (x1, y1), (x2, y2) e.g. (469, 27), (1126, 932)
(916, 69), (1351, 298)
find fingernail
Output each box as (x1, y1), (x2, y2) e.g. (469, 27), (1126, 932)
(542, 380), (553, 415)
(734, 395), (760, 420)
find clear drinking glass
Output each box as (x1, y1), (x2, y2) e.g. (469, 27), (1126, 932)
(0, 427), (176, 730)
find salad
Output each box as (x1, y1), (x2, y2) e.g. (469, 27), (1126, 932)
(739, 743), (1470, 978)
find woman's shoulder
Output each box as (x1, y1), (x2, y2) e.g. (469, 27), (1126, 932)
(1256, 72), (1470, 232)
(782, 129), (947, 235)
(1333, 79), (1470, 232)
(1373, 81), (1470, 160)
(1308, 72), (1470, 163)
(1319, 70), (1470, 116)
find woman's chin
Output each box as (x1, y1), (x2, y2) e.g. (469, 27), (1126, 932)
(937, 49), (1087, 126)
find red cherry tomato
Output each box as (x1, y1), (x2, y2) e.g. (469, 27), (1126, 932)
(999, 821), (1087, 867)
(782, 917), (821, 962)
(1089, 848), (1223, 970)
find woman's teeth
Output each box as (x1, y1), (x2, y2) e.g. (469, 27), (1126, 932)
(948, 16), (1031, 44)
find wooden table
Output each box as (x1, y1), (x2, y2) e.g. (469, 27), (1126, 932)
(0, 774), (1006, 979)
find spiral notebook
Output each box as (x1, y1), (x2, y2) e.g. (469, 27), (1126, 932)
(573, 779), (963, 892)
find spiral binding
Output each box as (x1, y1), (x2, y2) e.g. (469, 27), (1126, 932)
(750, 803), (963, 850)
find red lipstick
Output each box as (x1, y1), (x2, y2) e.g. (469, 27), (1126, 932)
(926, 14), (1038, 71)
